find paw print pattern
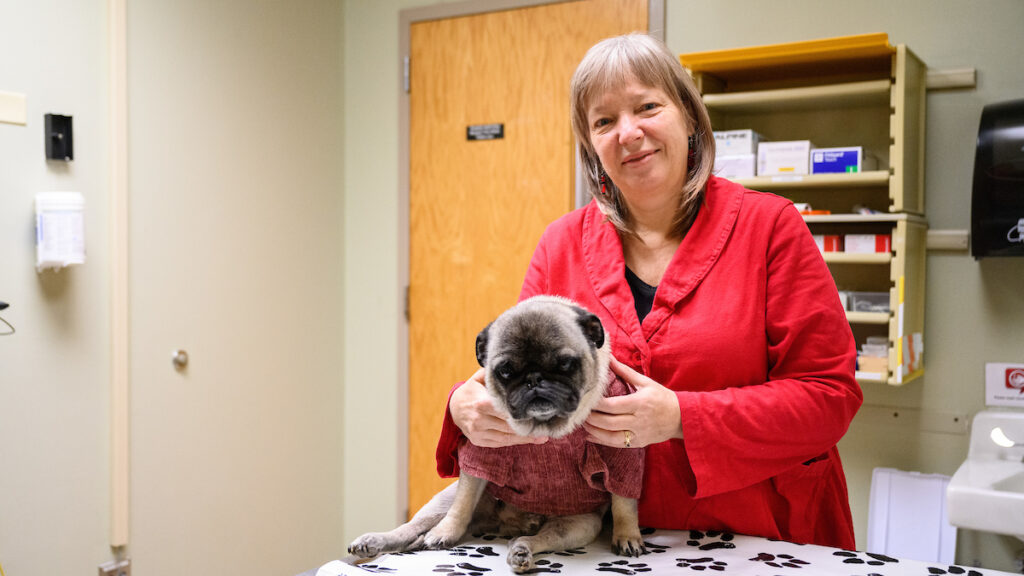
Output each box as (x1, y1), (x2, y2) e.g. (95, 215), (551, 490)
(684, 531), (737, 551)
(642, 541), (670, 554)
(353, 564), (397, 574)
(925, 566), (984, 576)
(448, 545), (500, 558)
(676, 556), (728, 571)
(832, 550), (899, 566)
(748, 552), (810, 569)
(595, 559), (653, 574)
(431, 562), (491, 576)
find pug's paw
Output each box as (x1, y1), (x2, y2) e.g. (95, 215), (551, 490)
(422, 520), (462, 550)
(611, 531), (646, 557)
(348, 533), (389, 558)
(507, 538), (536, 573)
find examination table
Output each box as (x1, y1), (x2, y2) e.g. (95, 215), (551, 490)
(303, 528), (1014, 575)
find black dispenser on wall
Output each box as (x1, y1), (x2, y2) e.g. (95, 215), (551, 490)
(972, 98), (1024, 258)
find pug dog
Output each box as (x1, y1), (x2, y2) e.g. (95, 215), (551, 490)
(348, 295), (645, 573)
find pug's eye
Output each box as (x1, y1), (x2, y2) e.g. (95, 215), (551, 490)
(556, 356), (579, 373)
(495, 361), (515, 380)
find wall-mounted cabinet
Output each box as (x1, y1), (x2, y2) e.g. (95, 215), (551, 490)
(682, 34), (927, 385)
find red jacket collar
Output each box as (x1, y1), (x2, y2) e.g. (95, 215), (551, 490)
(582, 175), (744, 342)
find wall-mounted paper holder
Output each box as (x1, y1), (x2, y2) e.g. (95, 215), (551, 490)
(36, 192), (86, 272)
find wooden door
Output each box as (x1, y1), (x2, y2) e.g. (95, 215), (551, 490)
(408, 0), (648, 515)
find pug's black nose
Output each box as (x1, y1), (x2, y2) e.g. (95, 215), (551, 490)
(526, 373), (541, 389)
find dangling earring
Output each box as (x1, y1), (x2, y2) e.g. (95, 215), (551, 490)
(687, 135), (697, 170)
(599, 170), (609, 196)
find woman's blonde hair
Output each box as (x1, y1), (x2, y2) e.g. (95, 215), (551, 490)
(570, 33), (715, 237)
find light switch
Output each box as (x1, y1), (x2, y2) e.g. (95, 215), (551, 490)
(0, 90), (27, 125)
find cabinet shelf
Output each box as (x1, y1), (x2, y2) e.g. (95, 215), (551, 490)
(702, 79), (890, 113)
(682, 34), (927, 387)
(734, 171), (890, 190)
(823, 252), (892, 264)
(803, 213), (925, 224)
(847, 311), (891, 325)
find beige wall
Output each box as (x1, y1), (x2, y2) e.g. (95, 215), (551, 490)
(3, 0), (1024, 573)
(0, 0), (113, 572)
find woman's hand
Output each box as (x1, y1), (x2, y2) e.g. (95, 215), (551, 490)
(450, 368), (548, 448)
(584, 356), (684, 448)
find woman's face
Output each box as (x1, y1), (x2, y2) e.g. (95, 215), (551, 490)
(586, 77), (691, 211)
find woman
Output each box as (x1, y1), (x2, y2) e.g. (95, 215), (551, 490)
(435, 33), (862, 550)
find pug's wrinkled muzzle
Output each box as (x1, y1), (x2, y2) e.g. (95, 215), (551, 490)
(509, 375), (579, 421)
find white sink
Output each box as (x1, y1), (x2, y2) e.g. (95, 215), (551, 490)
(947, 410), (1024, 538)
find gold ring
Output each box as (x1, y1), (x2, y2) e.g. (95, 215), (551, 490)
(623, 430), (633, 448)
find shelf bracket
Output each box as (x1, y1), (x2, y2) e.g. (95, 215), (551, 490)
(926, 229), (969, 251)
(926, 68), (976, 91)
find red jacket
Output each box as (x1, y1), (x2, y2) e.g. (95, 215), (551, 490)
(437, 176), (862, 549)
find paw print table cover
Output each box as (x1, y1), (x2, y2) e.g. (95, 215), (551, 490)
(316, 529), (1013, 576)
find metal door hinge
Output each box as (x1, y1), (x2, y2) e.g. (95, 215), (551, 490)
(404, 285), (410, 321)
(403, 55), (410, 93)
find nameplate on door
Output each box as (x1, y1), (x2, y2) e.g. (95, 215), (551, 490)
(467, 123), (504, 141)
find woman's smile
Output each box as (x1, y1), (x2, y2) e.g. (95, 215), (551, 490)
(623, 149), (659, 166)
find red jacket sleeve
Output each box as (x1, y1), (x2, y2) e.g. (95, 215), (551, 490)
(678, 203), (862, 498)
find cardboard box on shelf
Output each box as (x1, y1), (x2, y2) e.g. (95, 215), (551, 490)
(714, 129), (763, 156)
(713, 154), (756, 179)
(845, 234), (891, 253)
(757, 140), (814, 175)
(811, 146), (879, 174)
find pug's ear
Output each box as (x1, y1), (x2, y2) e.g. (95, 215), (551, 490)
(574, 308), (604, 350)
(475, 322), (493, 367)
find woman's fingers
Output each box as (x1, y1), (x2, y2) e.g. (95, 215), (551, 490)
(451, 372), (547, 447)
(585, 357), (684, 447)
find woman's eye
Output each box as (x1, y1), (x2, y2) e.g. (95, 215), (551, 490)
(640, 102), (659, 112)
(593, 118), (611, 129)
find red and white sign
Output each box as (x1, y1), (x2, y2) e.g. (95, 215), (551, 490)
(1007, 368), (1024, 393)
(987, 363), (1024, 406)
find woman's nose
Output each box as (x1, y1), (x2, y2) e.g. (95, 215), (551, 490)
(617, 115), (643, 145)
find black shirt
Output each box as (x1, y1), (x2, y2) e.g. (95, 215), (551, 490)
(624, 267), (657, 323)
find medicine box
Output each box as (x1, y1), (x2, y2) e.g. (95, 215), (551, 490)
(845, 233), (891, 253)
(713, 154), (756, 179)
(757, 140), (814, 175)
(714, 130), (763, 156)
(813, 234), (844, 253)
(810, 146), (878, 174)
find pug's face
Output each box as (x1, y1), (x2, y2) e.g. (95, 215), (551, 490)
(475, 296), (610, 439)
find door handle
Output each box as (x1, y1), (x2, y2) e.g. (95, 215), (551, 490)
(172, 349), (189, 370)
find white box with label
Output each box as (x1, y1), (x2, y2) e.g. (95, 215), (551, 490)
(714, 129), (763, 156)
(757, 140), (815, 176)
(713, 154), (756, 179)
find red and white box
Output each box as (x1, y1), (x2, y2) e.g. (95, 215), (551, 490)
(813, 234), (844, 254)
(844, 234), (891, 253)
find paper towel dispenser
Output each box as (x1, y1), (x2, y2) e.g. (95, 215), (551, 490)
(972, 98), (1024, 259)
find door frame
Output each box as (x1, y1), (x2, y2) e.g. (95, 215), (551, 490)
(396, 0), (664, 518)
